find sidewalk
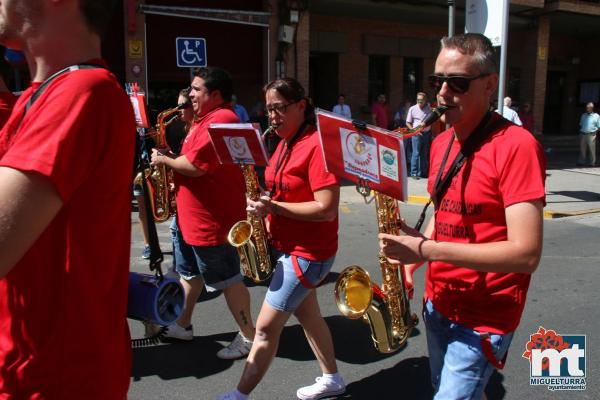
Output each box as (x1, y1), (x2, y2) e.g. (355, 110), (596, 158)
(399, 149), (600, 219)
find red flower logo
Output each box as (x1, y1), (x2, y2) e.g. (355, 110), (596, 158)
(522, 326), (570, 371)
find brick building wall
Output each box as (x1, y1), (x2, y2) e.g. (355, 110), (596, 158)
(310, 13), (446, 123)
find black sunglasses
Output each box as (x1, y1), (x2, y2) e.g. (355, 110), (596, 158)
(428, 73), (490, 94)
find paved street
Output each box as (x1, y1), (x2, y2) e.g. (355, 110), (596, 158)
(127, 157), (600, 399)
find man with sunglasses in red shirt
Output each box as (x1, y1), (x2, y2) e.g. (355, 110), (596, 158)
(380, 33), (546, 399)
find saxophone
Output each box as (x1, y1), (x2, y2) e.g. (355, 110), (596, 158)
(227, 126), (275, 283)
(334, 106), (447, 353)
(135, 105), (185, 222)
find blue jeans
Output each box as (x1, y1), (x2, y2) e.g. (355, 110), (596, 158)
(404, 137), (412, 171)
(170, 216), (178, 267)
(423, 299), (514, 400)
(410, 131), (430, 177)
(265, 253), (334, 312)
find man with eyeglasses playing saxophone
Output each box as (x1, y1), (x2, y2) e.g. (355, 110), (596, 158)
(380, 33), (546, 399)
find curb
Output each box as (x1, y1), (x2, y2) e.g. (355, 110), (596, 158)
(543, 208), (600, 219)
(407, 195), (430, 205)
(407, 195), (600, 219)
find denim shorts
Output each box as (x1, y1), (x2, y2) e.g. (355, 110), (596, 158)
(265, 253), (334, 312)
(172, 223), (243, 291)
(132, 183), (143, 197)
(423, 299), (514, 400)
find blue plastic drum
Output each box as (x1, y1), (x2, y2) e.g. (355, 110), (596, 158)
(4, 49), (26, 66)
(128, 273), (184, 326)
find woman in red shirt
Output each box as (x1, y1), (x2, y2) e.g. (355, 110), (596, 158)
(217, 78), (345, 400)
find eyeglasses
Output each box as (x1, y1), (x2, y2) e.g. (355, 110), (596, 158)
(428, 73), (490, 94)
(177, 101), (192, 109)
(266, 101), (298, 115)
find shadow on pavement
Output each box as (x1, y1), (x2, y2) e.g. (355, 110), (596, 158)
(486, 370), (507, 400)
(198, 288), (222, 302)
(276, 315), (421, 365)
(131, 331), (239, 381)
(335, 357), (505, 399)
(320, 271), (341, 286)
(547, 190), (600, 203)
(340, 356), (433, 399)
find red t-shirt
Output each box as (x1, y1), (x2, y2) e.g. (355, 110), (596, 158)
(426, 117), (546, 334)
(371, 102), (389, 129)
(265, 126), (340, 261)
(0, 63), (135, 398)
(175, 105), (246, 246)
(0, 92), (17, 128)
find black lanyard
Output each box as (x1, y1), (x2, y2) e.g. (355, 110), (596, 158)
(12, 64), (103, 134)
(268, 121), (307, 199)
(414, 112), (504, 231)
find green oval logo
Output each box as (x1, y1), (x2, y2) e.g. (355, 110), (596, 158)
(382, 150), (395, 165)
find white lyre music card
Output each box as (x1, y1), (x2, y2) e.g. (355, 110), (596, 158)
(316, 109), (408, 201)
(208, 123), (270, 166)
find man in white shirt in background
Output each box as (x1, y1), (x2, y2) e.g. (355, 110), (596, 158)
(406, 92), (432, 179)
(332, 94), (352, 119)
(497, 96), (522, 126)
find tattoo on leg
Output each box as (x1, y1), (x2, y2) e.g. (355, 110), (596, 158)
(240, 311), (248, 325)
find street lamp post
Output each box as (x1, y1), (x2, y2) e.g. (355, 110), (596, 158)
(448, 0), (455, 37)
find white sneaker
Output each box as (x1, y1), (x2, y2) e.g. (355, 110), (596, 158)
(296, 377), (346, 400)
(216, 332), (253, 360)
(162, 323), (193, 341)
(215, 390), (247, 400)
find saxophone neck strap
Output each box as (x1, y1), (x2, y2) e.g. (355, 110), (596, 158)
(414, 112), (506, 231)
(14, 64), (104, 133)
(269, 120), (308, 199)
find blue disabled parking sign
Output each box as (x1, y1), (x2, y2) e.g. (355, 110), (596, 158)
(176, 37), (207, 68)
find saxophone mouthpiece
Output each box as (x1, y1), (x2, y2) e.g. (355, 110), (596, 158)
(177, 101), (192, 110)
(421, 106), (448, 127)
(262, 125), (277, 139)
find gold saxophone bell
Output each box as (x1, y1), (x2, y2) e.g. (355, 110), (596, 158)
(335, 266), (373, 319)
(228, 165), (273, 283)
(228, 220), (253, 246)
(228, 220), (266, 282)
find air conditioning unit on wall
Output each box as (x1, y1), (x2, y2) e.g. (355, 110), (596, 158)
(278, 25), (295, 44)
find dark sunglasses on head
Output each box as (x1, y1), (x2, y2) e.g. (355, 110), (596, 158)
(428, 73), (490, 94)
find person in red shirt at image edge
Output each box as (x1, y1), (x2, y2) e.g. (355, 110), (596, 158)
(380, 33), (546, 399)
(150, 67), (257, 359)
(0, 1), (134, 399)
(217, 78), (346, 400)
